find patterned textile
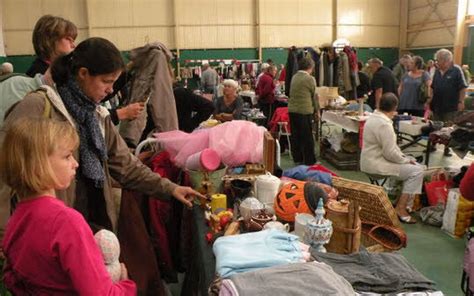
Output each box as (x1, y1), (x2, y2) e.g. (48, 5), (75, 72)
(58, 79), (107, 188)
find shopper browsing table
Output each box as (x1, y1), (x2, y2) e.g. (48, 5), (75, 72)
(361, 93), (425, 223)
(214, 79), (244, 122)
(0, 37), (204, 240)
(288, 57), (318, 165)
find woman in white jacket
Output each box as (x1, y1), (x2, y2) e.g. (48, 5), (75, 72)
(360, 93), (425, 223)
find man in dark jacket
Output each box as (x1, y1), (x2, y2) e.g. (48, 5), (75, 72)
(368, 58), (398, 109)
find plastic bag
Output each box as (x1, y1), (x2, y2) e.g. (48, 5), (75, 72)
(425, 180), (451, 206)
(419, 204), (444, 227)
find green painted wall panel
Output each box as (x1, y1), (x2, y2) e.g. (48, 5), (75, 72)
(179, 48), (258, 63)
(465, 26), (474, 71)
(409, 48), (451, 64)
(356, 48), (399, 67)
(262, 48), (287, 66)
(4, 55), (35, 73)
(0, 47), (433, 76)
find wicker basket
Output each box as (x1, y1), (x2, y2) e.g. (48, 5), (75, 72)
(332, 177), (404, 252)
(332, 177), (401, 228)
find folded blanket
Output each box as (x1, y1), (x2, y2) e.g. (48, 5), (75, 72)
(219, 262), (354, 296)
(213, 229), (306, 278)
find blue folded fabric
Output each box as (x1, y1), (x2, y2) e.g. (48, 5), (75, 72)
(213, 229), (303, 278)
(282, 165), (332, 185)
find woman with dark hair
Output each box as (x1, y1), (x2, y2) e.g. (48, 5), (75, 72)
(398, 55), (431, 117)
(26, 15), (78, 77)
(1, 37), (203, 246)
(360, 93), (425, 223)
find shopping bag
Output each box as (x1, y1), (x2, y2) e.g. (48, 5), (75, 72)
(442, 189), (474, 238)
(442, 189), (460, 236)
(425, 180), (451, 206)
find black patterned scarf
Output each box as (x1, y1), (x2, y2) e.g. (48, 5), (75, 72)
(58, 79), (108, 188)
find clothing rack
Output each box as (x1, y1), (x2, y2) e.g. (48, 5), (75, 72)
(179, 58), (260, 65)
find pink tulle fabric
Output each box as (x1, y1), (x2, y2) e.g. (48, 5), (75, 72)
(154, 120), (266, 168)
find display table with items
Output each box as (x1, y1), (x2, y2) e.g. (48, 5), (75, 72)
(137, 119), (442, 295)
(179, 161), (440, 295)
(394, 115), (430, 151)
(320, 110), (368, 170)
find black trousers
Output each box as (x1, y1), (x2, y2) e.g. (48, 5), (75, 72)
(258, 102), (274, 127)
(289, 112), (316, 165)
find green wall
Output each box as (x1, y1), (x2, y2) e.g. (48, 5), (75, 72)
(179, 48), (258, 62)
(409, 48), (453, 64)
(3, 55), (35, 73)
(356, 47), (399, 66)
(0, 47), (412, 75)
(464, 26), (474, 71)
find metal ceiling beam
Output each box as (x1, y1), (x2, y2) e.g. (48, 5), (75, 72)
(426, 0), (455, 37)
(407, 0), (440, 47)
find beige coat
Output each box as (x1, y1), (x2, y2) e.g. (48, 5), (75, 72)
(0, 85), (177, 240)
(119, 42), (178, 146)
(360, 110), (410, 176)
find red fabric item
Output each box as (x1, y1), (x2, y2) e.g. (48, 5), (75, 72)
(118, 190), (165, 295)
(359, 120), (366, 149)
(343, 46), (358, 72)
(308, 164), (338, 177)
(148, 151), (182, 282)
(268, 107), (291, 133)
(425, 180), (452, 206)
(461, 164), (474, 201)
(255, 72), (276, 104)
(278, 67), (286, 82)
(3, 196), (136, 295)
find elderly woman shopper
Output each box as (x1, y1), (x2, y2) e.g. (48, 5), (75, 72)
(288, 57), (318, 165)
(360, 93), (425, 223)
(398, 56), (431, 117)
(214, 79), (244, 122)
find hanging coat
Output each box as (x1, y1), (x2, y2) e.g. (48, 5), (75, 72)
(119, 42), (178, 147)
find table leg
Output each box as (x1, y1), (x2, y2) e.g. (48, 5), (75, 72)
(425, 139), (431, 166)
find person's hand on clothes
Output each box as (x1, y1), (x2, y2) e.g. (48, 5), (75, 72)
(172, 186), (206, 208)
(117, 102), (145, 121)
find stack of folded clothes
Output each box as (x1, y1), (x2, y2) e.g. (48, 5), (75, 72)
(213, 229), (310, 278)
(312, 249), (437, 294)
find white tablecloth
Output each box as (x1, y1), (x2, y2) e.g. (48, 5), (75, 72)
(321, 111), (368, 133)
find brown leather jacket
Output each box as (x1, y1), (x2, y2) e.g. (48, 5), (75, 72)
(0, 85), (177, 240)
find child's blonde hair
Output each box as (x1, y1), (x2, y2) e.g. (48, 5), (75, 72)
(0, 117), (79, 198)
